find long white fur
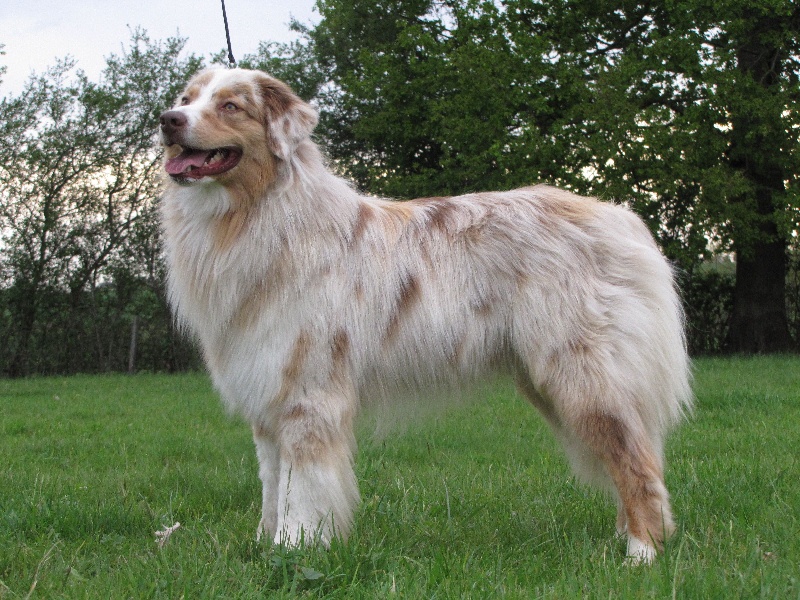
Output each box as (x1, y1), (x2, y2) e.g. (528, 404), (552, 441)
(159, 67), (692, 560)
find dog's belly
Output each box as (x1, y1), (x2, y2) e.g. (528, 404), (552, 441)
(201, 281), (513, 422)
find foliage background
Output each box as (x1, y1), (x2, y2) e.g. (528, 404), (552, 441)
(1, 1), (799, 376)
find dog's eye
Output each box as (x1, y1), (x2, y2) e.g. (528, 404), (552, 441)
(222, 102), (239, 112)
(180, 96), (190, 106)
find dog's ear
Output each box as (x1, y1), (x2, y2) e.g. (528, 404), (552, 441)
(257, 75), (318, 161)
(269, 101), (318, 161)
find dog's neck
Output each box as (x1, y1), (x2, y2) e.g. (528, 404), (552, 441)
(160, 142), (362, 339)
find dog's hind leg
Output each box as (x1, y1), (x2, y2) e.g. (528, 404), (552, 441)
(272, 390), (359, 547)
(516, 371), (617, 495)
(519, 359), (674, 564)
(561, 384), (673, 563)
(515, 372), (564, 432)
(570, 409), (674, 564)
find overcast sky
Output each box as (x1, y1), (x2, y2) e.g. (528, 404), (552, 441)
(1, 0), (318, 95)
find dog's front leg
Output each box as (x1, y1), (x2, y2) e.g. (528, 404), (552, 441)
(253, 425), (280, 541)
(273, 392), (359, 547)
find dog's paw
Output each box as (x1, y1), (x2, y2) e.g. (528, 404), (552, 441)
(624, 536), (657, 565)
(255, 518), (275, 543)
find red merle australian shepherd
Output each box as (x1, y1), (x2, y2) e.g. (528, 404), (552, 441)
(159, 66), (691, 564)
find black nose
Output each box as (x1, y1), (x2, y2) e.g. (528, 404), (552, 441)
(160, 110), (188, 137)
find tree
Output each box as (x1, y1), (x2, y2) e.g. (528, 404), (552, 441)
(236, 21), (329, 102)
(309, 0), (800, 353)
(724, 6), (799, 351)
(0, 43), (6, 87)
(311, 0), (534, 197)
(542, 0), (800, 352)
(0, 30), (201, 375)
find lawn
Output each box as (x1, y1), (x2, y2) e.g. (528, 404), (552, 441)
(0, 357), (798, 598)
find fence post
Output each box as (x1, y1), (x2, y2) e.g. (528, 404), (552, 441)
(128, 315), (139, 374)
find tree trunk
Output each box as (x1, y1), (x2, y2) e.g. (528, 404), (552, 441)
(729, 238), (793, 353)
(7, 282), (39, 377)
(725, 12), (796, 353)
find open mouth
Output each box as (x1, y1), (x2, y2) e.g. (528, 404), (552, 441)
(165, 146), (242, 182)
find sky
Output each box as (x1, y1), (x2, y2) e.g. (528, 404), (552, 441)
(0, 0), (318, 95)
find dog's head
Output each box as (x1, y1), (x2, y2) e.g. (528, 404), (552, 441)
(159, 67), (317, 191)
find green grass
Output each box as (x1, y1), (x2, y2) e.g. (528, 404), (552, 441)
(1, 357), (799, 598)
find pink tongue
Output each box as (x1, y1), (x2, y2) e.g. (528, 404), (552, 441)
(165, 149), (212, 175)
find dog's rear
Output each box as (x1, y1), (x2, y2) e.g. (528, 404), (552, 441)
(508, 186), (691, 562)
(159, 67), (691, 563)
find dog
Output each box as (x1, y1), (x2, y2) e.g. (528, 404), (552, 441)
(159, 66), (691, 564)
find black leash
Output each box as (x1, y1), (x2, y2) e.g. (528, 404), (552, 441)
(220, 0), (236, 68)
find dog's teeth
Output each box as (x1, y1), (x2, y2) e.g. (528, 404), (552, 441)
(206, 150), (224, 165)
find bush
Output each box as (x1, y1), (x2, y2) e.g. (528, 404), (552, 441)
(0, 279), (201, 377)
(680, 266), (736, 355)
